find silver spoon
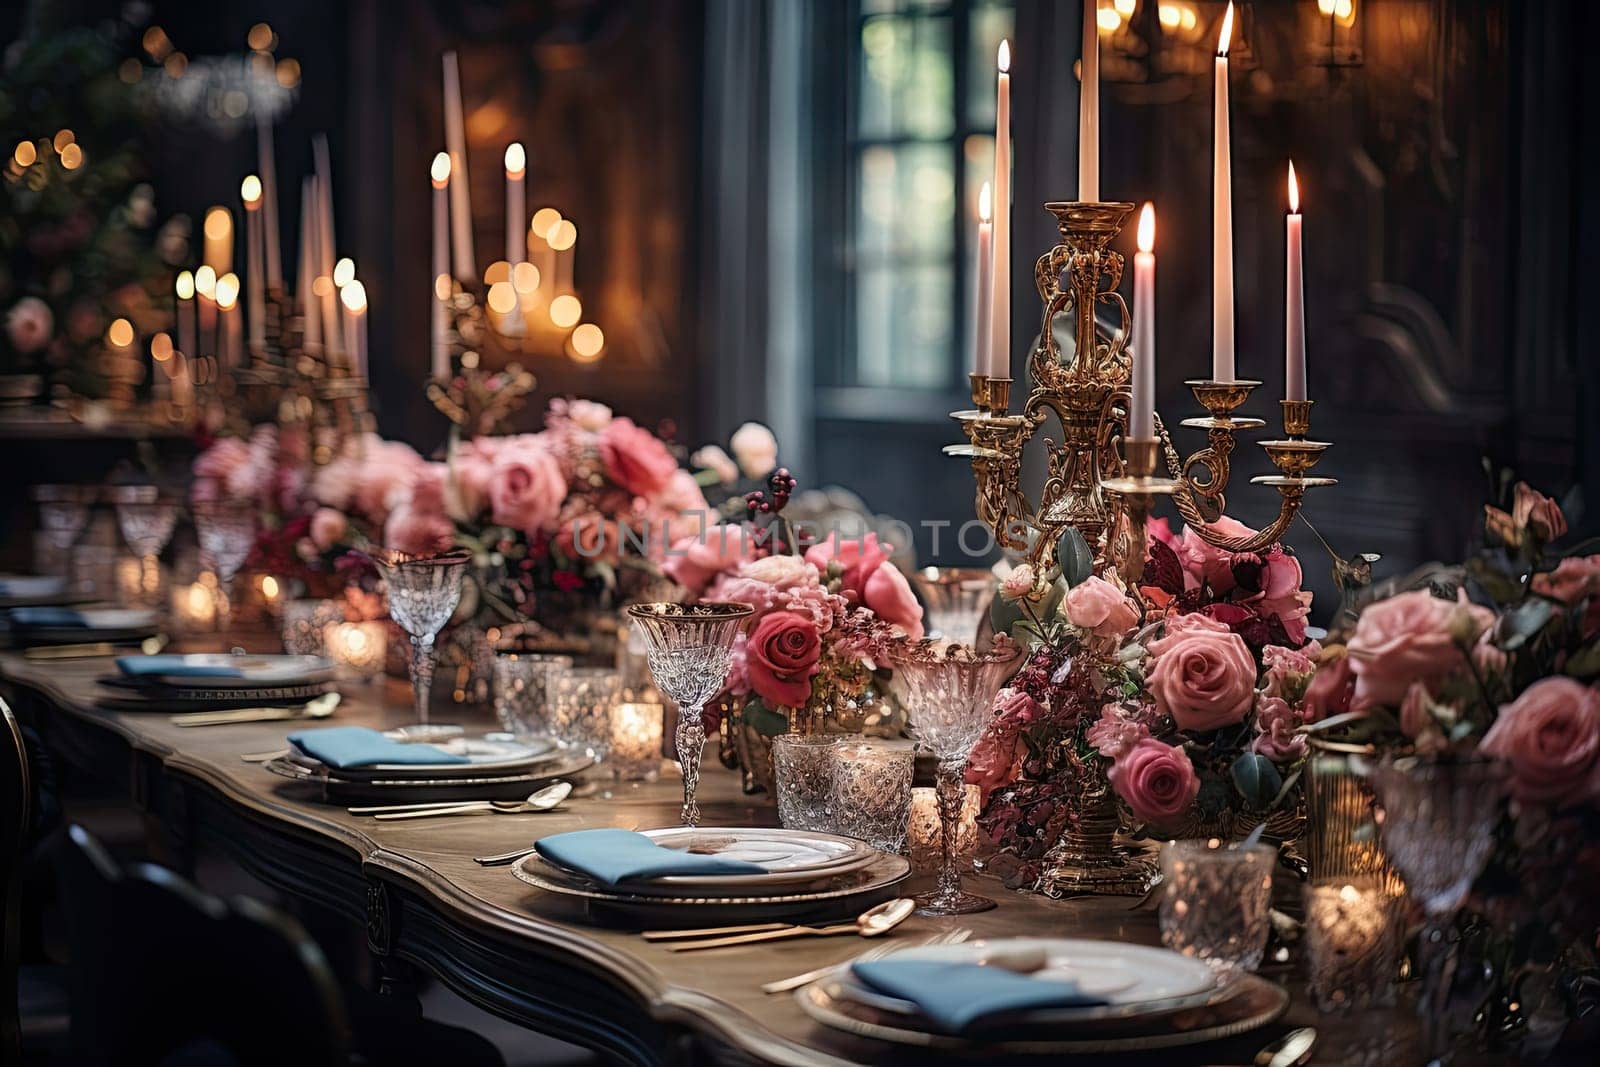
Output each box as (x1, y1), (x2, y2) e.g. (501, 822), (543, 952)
(1255, 1027), (1317, 1067)
(667, 897), (916, 952)
(368, 781), (572, 820)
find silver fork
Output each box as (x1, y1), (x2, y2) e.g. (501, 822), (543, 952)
(760, 926), (973, 994)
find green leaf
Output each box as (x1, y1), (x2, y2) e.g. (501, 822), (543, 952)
(740, 698), (790, 737)
(1497, 598), (1555, 651)
(1230, 753), (1284, 810)
(1564, 640), (1600, 679)
(1057, 527), (1094, 588)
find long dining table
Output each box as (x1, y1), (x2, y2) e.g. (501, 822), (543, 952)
(1, 648), (1433, 1065)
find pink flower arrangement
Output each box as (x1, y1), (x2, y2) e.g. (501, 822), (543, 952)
(599, 416), (679, 498)
(744, 611), (823, 707)
(1140, 517), (1312, 646)
(805, 532), (924, 639)
(486, 436), (565, 532)
(1345, 589), (1494, 708)
(1481, 678), (1600, 808)
(1063, 575), (1139, 639)
(1105, 739), (1201, 826)
(1145, 620), (1258, 732)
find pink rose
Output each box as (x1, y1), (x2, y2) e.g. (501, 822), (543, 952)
(5, 296), (53, 353)
(1179, 515), (1256, 593)
(966, 688), (1041, 804)
(744, 611), (822, 708)
(1251, 695), (1308, 762)
(1481, 677), (1600, 808)
(651, 469), (713, 550)
(310, 508), (348, 551)
(488, 438), (566, 533)
(383, 502), (455, 557)
(1398, 682), (1449, 755)
(1146, 624), (1257, 731)
(663, 523), (755, 595)
(1086, 704), (1152, 760)
(1513, 482), (1567, 544)
(1532, 555), (1600, 606)
(804, 532), (924, 637)
(598, 416), (678, 498)
(1000, 563), (1036, 601)
(862, 560), (924, 639)
(714, 554), (821, 620)
(1064, 575), (1140, 637)
(729, 422), (779, 479)
(1302, 647), (1355, 723)
(1262, 642), (1319, 700)
(1107, 738), (1201, 826)
(1346, 590), (1494, 707)
(445, 438), (498, 522)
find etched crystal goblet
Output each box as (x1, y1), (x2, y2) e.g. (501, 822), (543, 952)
(31, 484), (97, 575)
(911, 567), (998, 644)
(371, 548), (471, 726)
(626, 602), (752, 826)
(109, 485), (180, 603)
(890, 638), (1021, 914)
(190, 500), (257, 626)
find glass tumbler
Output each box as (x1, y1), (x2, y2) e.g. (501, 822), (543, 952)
(547, 667), (623, 761)
(492, 653), (574, 740)
(829, 740), (914, 851)
(1302, 878), (1404, 1011)
(1158, 839), (1275, 972)
(772, 734), (841, 833)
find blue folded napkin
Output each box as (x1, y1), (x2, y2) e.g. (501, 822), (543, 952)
(534, 828), (768, 887)
(851, 960), (1106, 1034)
(287, 726), (468, 769)
(9, 607), (87, 627)
(117, 655), (242, 678)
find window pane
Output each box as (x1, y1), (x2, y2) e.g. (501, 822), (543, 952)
(857, 143), (956, 261)
(855, 264), (953, 388)
(859, 14), (954, 140)
(965, 4), (1015, 128)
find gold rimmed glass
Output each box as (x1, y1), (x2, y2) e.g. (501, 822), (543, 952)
(626, 602), (752, 826)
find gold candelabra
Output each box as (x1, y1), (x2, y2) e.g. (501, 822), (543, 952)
(948, 201), (1336, 591)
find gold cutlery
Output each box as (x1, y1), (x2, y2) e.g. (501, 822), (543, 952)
(240, 749), (290, 763)
(666, 898), (915, 952)
(171, 692), (340, 727)
(1201, 1027), (1317, 1067)
(643, 922), (793, 942)
(25, 632), (168, 660)
(760, 927), (972, 994)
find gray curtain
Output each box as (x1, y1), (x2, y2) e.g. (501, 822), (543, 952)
(700, 0), (814, 476)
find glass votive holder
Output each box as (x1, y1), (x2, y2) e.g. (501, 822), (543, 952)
(829, 740), (914, 851)
(1158, 839), (1276, 972)
(492, 652), (574, 740)
(547, 667), (622, 761)
(1302, 878), (1404, 1011)
(172, 575), (221, 633)
(323, 620), (388, 682)
(772, 734), (841, 833)
(610, 702), (665, 781)
(282, 598), (343, 656)
(907, 783), (980, 874)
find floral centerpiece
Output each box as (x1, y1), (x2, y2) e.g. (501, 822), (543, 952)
(972, 518), (1318, 892)
(1304, 481), (1600, 1056)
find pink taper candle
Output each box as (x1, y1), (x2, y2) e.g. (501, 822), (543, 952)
(1078, 0), (1098, 201)
(1132, 204), (1156, 441)
(504, 144), (526, 266)
(989, 41), (1011, 381)
(1212, 3), (1236, 382)
(431, 152), (451, 379)
(973, 182), (993, 379)
(1285, 161), (1307, 402)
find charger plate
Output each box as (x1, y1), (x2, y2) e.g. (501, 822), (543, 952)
(285, 734), (557, 780)
(797, 969), (1288, 1054)
(260, 752), (597, 804)
(511, 850), (910, 925)
(623, 827), (878, 890)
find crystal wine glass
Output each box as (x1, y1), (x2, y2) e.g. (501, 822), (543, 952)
(109, 485), (180, 604)
(890, 637), (1021, 914)
(31, 484), (97, 578)
(912, 567), (997, 644)
(1367, 756), (1506, 1061)
(371, 548), (471, 726)
(190, 500), (257, 626)
(626, 602), (753, 826)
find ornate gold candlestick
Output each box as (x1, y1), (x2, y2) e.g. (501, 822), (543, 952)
(948, 198), (1338, 897)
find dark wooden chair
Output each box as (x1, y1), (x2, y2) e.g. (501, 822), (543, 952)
(55, 823), (352, 1066)
(2, 696), (29, 1064)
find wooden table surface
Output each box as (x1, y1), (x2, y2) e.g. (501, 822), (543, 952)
(0, 649), (1433, 1065)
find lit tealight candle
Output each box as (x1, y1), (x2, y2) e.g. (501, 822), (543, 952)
(610, 702), (665, 781)
(323, 620), (388, 682)
(172, 576), (219, 632)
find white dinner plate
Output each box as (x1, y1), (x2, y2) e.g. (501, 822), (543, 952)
(633, 826), (879, 889)
(132, 653), (338, 688)
(288, 734), (557, 779)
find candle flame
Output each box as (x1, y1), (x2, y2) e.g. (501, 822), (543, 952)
(997, 39), (1011, 73)
(1217, 2), (1234, 56)
(333, 257), (356, 287)
(547, 219), (577, 252)
(978, 181), (992, 222)
(214, 273), (239, 308)
(176, 270), (194, 300)
(194, 265), (217, 297)
(1287, 160), (1299, 213)
(240, 174), (262, 204)
(504, 142), (525, 176)
(1137, 202), (1155, 252)
(340, 279), (367, 313)
(430, 151), (451, 186)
